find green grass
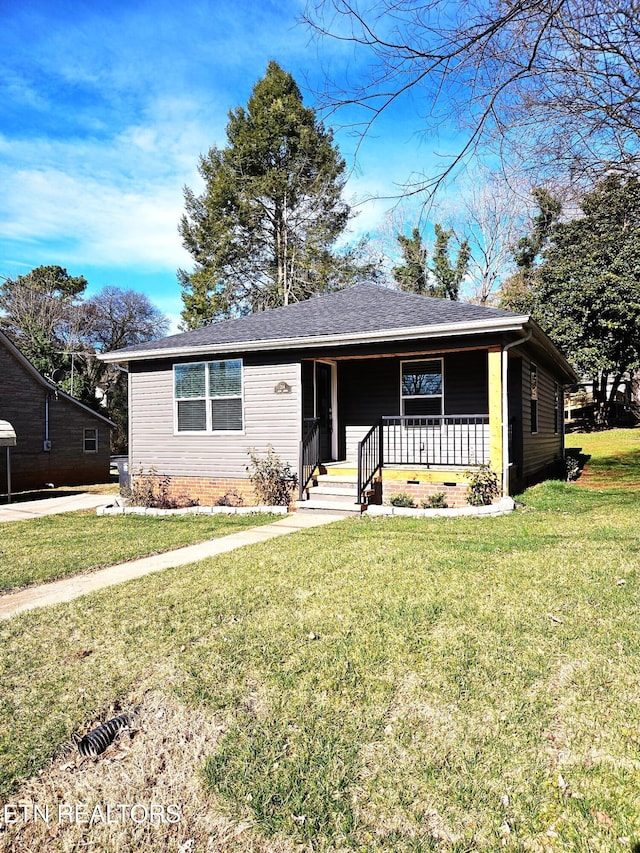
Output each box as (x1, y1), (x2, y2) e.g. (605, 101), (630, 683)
(566, 426), (640, 485)
(1, 430), (639, 850)
(0, 511), (278, 592)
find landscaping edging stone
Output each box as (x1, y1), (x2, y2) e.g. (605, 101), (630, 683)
(96, 502), (289, 517)
(366, 496), (516, 518)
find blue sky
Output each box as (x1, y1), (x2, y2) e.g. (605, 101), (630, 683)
(1, 0), (458, 328)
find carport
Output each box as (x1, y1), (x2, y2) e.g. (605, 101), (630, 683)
(0, 420), (17, 503)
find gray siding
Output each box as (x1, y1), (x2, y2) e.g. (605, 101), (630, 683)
(129, 357), (301, 479)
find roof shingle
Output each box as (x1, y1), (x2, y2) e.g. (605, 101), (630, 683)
(107, 284), (522, 357)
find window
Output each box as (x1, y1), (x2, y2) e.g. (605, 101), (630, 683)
(83, 428), (98, 453)
(530, 363), (538, 434)
(174, 359), (243, 432)
(401, 359), (443, 416)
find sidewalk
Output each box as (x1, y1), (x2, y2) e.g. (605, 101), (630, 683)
(0, 493), (113, 522)
(0, 508), (350, 620)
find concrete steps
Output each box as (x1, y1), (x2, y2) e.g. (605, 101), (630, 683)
(297, 471), (373, 513)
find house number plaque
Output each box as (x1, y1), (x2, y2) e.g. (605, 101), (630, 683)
(274, 381), (292, 394)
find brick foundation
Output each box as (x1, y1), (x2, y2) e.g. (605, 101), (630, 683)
(130, 474), (258, 507)
(382, 478), (471, 509)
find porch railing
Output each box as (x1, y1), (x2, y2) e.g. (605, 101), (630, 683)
(357, 418), (383, 505)
(298, 417), (320, 500)
(382, 415), (490, 468)
(355, 415), (489, 504)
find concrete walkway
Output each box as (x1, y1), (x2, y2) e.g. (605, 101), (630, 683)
(0, 508), (350, 620)
(0, 493), (113, 522)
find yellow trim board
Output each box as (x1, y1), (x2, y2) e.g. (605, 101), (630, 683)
(382, 469), (470, 484)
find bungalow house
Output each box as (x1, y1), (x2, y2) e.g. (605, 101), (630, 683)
(0, 330), (113, 495)
(100, 284), (577, 509)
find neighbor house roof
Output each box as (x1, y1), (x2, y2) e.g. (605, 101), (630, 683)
(99, 284), (577, 382)
(0, 330), (115, 428)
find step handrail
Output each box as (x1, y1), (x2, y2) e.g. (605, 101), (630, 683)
(298, 417), (320, 500)
(357, 418), (383, 505)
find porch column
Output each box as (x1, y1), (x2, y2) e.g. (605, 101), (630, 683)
(487, 348), (504, 493)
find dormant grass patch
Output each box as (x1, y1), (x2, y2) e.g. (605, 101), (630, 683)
(0, 690), (294, 853)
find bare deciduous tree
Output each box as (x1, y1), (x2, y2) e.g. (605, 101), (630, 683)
(453, 170), (527, 303)
(305, 0), (640, 193)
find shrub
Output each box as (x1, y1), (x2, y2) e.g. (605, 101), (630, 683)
(421, 492), (448, 509)
(247, 447), (298, 506)
(127, 466), (198, 509)
(465, 465), (500, 506)
(216, 490), (245, 507)
(388, 493), (416, 508)
(565, 455), (581, 482)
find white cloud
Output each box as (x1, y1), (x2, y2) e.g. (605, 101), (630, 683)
(1, 164), (191, 270)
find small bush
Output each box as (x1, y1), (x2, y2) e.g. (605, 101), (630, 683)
(421, 492), (448, 509)
(465, 465), (500, 506)
(388, 493), (416, 508)
(216, 490), (245, 507)
(247, 447), (298, 506)
(565, 455), (581, 481)
(127, 466), (198, 509)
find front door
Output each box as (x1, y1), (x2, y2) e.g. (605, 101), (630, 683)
(315, 362), (333, 462)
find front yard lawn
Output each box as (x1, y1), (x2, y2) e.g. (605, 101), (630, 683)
(0, 429), (639, 851)
(0, 511), (278, 593)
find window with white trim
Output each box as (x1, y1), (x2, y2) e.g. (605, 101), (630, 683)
(401, 359), (443, 416)
(174, 359), (243, 432)
(83, 428), (98, 453)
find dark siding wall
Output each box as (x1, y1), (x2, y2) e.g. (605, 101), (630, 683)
(339, 352), (489, 422)
(339, 359), (400, 425)
(0, 343), (110, 492)
(444, 351), (489, 414)
(520, 353), (563, 484)
(337, 352), (490, 460)
(302, 361), (315, 421)
(338, 359), (399, 460)
(507, 355), (525, 493)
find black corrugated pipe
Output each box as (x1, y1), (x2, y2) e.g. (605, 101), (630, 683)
(77, 713), (132, 757)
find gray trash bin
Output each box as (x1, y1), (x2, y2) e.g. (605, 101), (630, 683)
(111, 456), (130, 490)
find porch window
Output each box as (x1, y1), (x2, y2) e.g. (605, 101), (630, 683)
(174, 359), (243, 432)
(401, 359), (443, 416)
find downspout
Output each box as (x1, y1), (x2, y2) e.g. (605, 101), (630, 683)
(502, 330), (532, 497)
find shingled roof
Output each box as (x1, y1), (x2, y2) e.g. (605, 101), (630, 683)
(102, 284), (531, 362)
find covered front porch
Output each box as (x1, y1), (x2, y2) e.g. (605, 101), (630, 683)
(298, 347), (506, 507)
